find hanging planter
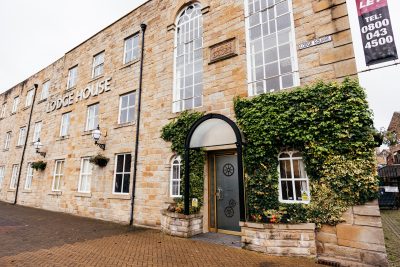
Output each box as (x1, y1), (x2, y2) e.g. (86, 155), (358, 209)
(89, 154), (110, 167)
(31, 161), (47, 171)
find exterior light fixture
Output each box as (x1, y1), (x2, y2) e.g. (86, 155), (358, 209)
(33, 138), (46, 157)
(92, 125), (106, 150)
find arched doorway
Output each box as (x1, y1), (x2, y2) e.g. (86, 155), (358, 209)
(184, 113), (245, 233)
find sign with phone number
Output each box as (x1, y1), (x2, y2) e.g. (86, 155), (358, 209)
(356, 0), (398, 66)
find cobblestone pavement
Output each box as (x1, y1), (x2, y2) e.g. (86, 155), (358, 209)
(381, 209), (400, 267)
(0, 202), (323, 267)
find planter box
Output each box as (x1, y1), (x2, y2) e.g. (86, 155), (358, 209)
(161, 210), (203, 238)
(240, 221), (317, 258)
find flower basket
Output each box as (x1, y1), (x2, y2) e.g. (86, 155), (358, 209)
(89, 154), (110, 167)
(31, 161), (47, 171)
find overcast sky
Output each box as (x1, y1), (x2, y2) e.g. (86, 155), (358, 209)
(0, 0), (399, 130)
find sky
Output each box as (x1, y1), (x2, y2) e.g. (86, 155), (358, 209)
(0, 0), (399, 130)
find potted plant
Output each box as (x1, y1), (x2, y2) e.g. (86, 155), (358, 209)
(89, 154), (110, 167)
(31, 161), (47, 171)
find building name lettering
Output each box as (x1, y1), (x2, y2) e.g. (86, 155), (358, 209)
(298, 35), (332, 50)
(46, 77), (112, 113)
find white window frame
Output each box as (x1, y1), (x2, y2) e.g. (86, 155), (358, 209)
(67, 66), (78, 89)
(25, 89), (34, 107)
(278, 151), (310, 204)
(172, 3), (204, 113)
(118, 92), (136, 124)
(0, 166), (5, 189)
(24, 163), (33, 190)
(41, 80), (50, 100)
(0, 103), (6, 118)
(170, 156), (182, 197)
(12, 96), (19, 113)
(32, 121), (42, 142)
(52, 160), (64, 192)
(60, 112), (71, 137)
(92, 52), (105, 78)
(10, 164), (19, 190)
(17, 127), (27, 146)
(123, 34), (139, 64)
(244, 0), (300, 96)
(85, 104), (99, 131)
(4, 131), (11, 150)
(78, 157), (93, 193)
(113, 153), (131, 194)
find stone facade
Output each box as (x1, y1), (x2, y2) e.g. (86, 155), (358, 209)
(161, 210), (203, 237)
(0, 0), (357, 227)
(240, 221), (317, 257)
(316, 201), (388, 267)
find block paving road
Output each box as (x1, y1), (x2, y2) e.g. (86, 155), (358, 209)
(0, 202), (323, 266)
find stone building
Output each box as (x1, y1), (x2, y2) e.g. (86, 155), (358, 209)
(0, 0), (388, 266)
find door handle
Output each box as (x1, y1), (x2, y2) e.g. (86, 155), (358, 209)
(216, 187), (224, 200)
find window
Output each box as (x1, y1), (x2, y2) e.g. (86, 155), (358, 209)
(25, 89), (34, 107)
(124, 34), (139, 64)
(170, 156), (182, 197)
(67, 66), (78, 89)
(78, 158), (93, 193)
(86, 104), (99, 131)
(24, 163), (33, 190)
(4, 132), (11, 150)
(17, 127), (27, 146)
(10, 164), (19, 190)
(32, 121), (42, 142)
(0, 103), (6, 118)
(52, 160), (64, 191)
(60, 112), (71, 137)
(0, 166), (5, 188)
(119, 92), (136, 124)
(246, 0), (299, 95)
(278, 151), (310, 203)
(113, 153), (131, 194)
(12, 96), (19, 113)
(41, 81), (50, 100)
(92, 52), (105, 78)
(173, 3), (203, 113)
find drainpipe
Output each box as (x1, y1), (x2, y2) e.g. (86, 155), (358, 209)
(13, 83), (38, 205)
(130, 23), (147, 226)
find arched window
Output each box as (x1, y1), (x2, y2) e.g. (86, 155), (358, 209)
(173, 3), (203, 112)
(170, 156), (182, 197)
(278, 151), (310, 203)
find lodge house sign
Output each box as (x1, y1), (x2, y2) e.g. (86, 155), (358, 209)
(46, 77), (112, 113)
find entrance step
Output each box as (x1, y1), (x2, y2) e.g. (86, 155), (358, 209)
(191, 232), (241, 248)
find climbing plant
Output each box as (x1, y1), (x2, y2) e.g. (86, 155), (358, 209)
(234, 79), (379, 226)
(161, 111), (205, 213)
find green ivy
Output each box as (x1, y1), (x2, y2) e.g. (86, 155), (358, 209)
(161, 111), (205, 212)
(234, 79), (379, 226)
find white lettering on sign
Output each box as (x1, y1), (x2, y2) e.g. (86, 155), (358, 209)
(46, 77), (112, 113)
(298, 35), (332, 50)
(359, 0), (382, 9)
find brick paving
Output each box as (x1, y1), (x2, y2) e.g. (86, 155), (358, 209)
(381, 210), (400, 267)
(0, 202), (324, 267)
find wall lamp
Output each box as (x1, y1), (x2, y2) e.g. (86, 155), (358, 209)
(33, 138), (46, 157)
(92, 125), (106, 150)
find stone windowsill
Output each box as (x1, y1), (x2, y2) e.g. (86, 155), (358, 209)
(75, 192), (92, 198)
(107, 194), (131, 200)
(22, 189), (33, 193)
(81, 131), (93, 136)
(119, 58), (140, 70)
(37, 98), (47, 104)
(89, 75), (104, 83)
(113, 122), (135, 129)
(56, 135), (70, 141)
(16, 145), (23, 149)
(22, 106), (30, 111)
(65, 86), (76, 93)
(3, 149), (9, 152)
(10, 112), (16, 116)
(48, 191), (62, 196)
(7, 189), (16, 192)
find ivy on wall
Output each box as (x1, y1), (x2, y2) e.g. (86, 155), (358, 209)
(161, 111), (205, 213)
(234, 79), (379, 226)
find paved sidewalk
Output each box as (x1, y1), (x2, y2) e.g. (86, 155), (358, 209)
(381, 210), (400, 267)
(0, 202), (323, 266)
